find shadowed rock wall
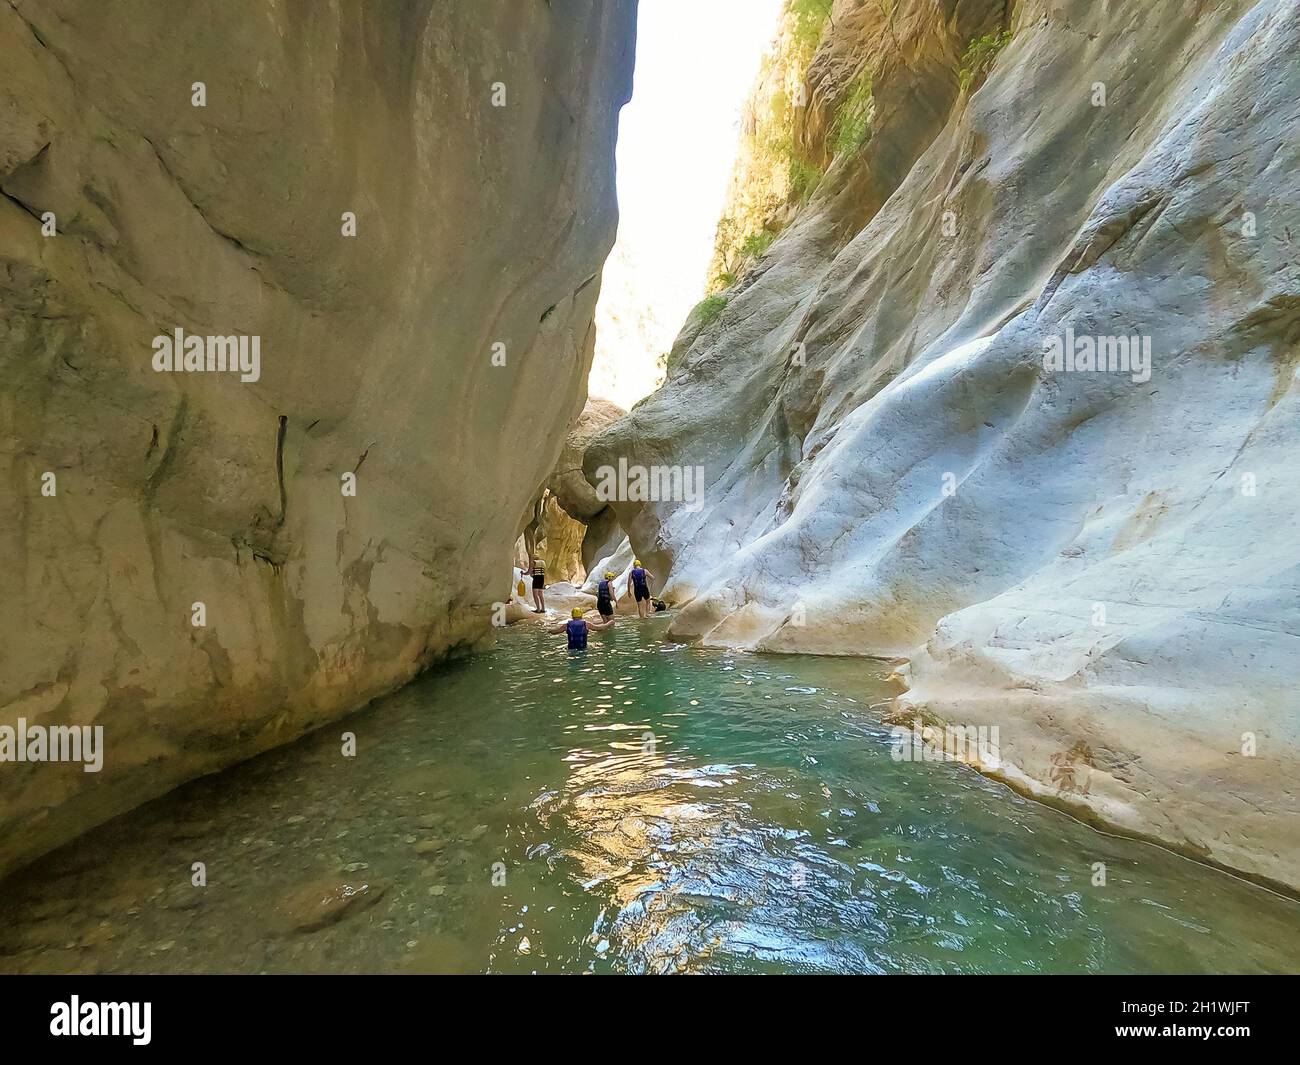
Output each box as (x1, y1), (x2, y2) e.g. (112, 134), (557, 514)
(0, 0), (636, 879)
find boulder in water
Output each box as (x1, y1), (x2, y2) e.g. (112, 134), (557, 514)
(272, 876), (389, 934)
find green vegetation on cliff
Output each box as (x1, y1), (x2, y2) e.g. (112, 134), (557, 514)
(692, 294), (728, 326)
(959, 29), (1013, 91)
(829, 69), (874, 157)
(789, 155), (822, 201)
(706, 0), (835, 291)
(790, 0), (833, 49)
(741, 230), (776, 258)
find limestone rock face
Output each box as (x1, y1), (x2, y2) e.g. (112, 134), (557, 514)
(582, 535), (640, 615)
(517, 395), (626, 584)
(548, 396), (627, 521)
(580, 505), (625, 574)
(532, 494), (587, 585)
(0, 0), (635, 879)
(589, 0), (1300, 888)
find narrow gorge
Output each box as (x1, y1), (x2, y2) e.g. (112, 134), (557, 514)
(1, 0), (1297, 980)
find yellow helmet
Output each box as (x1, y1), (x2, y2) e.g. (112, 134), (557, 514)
(604, 571), (615, 579)
(634, 559), (642, 566)
(571, 607), (584, 619)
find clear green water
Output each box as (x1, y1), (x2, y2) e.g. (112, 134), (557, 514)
(2, 621), (1298, 974)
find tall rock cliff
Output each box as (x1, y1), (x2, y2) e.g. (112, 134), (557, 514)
(588, 0), (1300, 889)
(0, 0), (635, 879)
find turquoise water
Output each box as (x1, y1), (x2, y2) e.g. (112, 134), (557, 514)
(2, 620), (1298, 974)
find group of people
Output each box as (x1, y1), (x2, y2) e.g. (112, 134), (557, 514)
(520, 557), (658, 650)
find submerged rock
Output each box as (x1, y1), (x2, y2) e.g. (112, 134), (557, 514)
(273, 876), (390, 934)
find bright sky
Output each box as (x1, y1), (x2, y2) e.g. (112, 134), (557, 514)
(589, 0), (785, 410)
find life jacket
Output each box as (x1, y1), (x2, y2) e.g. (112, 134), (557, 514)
(630, 566), (647, 588)
(566, 618), (588, 650)
(597, 579), (612, 602)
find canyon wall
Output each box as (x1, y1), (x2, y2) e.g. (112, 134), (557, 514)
(589, 0), (1300, 889)
(517, 396), (626, 584)
(0, 0), (635, 879)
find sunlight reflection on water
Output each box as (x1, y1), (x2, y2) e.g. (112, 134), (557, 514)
(2, 621), (1298, 974)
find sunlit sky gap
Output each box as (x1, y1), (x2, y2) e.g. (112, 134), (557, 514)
(589, 0), (785, 410)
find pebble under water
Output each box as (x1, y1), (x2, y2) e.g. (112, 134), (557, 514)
(2, 619), (1298, 975)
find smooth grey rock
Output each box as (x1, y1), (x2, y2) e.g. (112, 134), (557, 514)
(590, 0), (1300, 889)
(0, 0), (635, 880)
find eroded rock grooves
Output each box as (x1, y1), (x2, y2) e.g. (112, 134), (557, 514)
(0, 0), (636, 879)
(589, 0), (1300, 889)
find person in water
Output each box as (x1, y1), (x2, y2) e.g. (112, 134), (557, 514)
(595, 570), (619, 625)
(526, 556), (546, 613)
(628, 559), (656, 618)
(549, 607), (611, 650)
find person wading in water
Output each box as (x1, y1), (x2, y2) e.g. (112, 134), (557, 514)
(548, 607), (611, 650)
(596, 570), (619, 625)
(628, 559), (656, 618)
(527, 557), (546, 613)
